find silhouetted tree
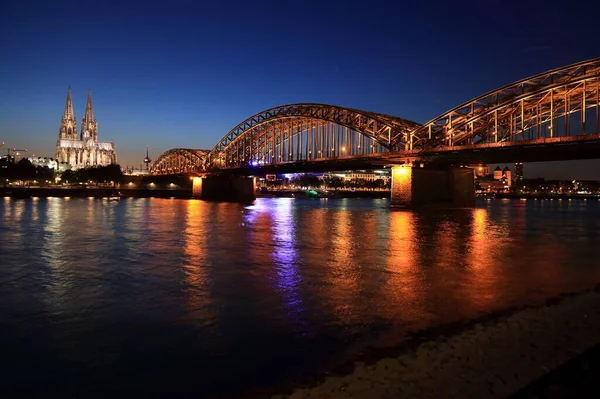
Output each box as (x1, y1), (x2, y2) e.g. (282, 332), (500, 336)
(322, 175), (345, 189)
(79, 165), (124, 184)
(0, 157), (12, 179)
(291, 174), (321, 188)
(12, 159), (37, 180)
(61, 169), (80, 183)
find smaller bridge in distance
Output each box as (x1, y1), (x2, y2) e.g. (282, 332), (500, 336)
(151, 148), (210, 175)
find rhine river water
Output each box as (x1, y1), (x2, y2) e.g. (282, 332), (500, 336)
(2, 196), (600, 397)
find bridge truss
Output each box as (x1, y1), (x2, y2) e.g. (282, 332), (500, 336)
(406, 58), (600, 153)
(204, 104), (420, 169)
(150, 148), (209, 175)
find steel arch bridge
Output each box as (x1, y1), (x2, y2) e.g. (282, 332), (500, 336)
(406, 57), (600, 153)
(150, 148), (209, 175)
(151, 58), (600, 174)
(204, 104), (421, 170)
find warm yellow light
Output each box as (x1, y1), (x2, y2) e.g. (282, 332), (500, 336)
(341, 147), (346, 151)
(394, 166), (410, 176)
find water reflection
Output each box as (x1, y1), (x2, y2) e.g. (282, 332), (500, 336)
(2, 197), (600, 397)
(270, 199), (303, 320)
(464, 208), (504, 310)
(182, 200), (216, 329)
(42, 197), (71, 304)
(384, 210), (424, 324)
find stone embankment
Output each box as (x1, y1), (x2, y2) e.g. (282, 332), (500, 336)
(274, 288), (600, 399)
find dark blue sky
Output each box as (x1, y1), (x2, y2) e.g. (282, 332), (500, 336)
(1, 0), (599, 178)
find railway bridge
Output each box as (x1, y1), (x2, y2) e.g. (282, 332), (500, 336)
(150, 58), (600, 206)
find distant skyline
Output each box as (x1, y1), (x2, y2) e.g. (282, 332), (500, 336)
(1, 0), (600, 179)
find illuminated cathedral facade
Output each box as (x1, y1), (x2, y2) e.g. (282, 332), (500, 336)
(55, 87), (117, 168)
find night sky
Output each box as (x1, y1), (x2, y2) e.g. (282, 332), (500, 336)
(1, 0), (599, 179)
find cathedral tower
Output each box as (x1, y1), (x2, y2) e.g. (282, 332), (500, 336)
(80, 90), (98, 141)
(58, 87), (77, 140)
(56, 88), (117, 168)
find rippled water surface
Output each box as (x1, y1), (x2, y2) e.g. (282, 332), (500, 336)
(2, 197), (600, 397)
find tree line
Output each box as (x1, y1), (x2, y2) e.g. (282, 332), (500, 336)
(61, 164), (123, 183)
(0, 158), (123, 184)
(0, 158), (54, 181)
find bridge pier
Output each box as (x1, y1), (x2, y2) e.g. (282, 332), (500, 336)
(391, 164), (474, 208)
(192, 176), (256, 202)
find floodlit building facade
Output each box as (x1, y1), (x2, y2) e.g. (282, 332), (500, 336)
(55, 88), (117, 169)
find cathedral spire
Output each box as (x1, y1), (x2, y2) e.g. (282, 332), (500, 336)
(64, 86), (74, 119)
(58, 86), (77, 140)
(84, 90), (94, 121)
(80, 89), (98, 141)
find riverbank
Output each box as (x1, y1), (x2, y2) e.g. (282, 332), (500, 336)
(272, 287), (600, 399)
(494, 192), (600, 200)
(0, 187), (192, 198)
(511, 342), (600, 398)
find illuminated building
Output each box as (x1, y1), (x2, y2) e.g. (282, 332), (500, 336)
(502, 167), (512, 187)
(28, 157), (71, 172)
(514, 162), (524, 186)
(55, 87), (117, 168)
(474, 165), (489, 178)
(493, 166), (502, 180)
(123, 166), (150, 176)
(324, 170), (390, 182)
(477, 177), (506, 192)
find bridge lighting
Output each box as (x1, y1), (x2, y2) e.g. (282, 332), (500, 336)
(251, 160), (258, 166)
(341, 147), (346, 151)
(393, 168), (404, 176)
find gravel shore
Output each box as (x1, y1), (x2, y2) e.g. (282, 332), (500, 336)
(272, 288), (600, 399)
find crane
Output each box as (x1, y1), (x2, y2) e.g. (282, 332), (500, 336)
(7, 148), (27, 162)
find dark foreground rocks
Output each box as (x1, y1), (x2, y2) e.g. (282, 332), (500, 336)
(273, 290), (600, 399)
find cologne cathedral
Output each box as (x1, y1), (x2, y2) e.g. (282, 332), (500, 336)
(55, 88), (117, 168)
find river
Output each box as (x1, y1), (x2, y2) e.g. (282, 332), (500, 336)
(1, 197), (600, 397)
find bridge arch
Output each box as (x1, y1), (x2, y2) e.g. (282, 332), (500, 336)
(405, 58), (600, 152)
(205, 103), (420, 169)
(150, 148), (209, 175)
